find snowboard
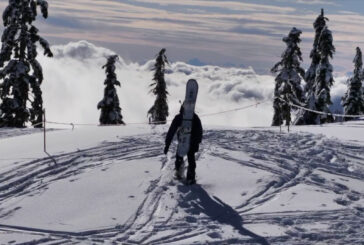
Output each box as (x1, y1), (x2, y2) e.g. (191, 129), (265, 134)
(177, 79), (199, 157)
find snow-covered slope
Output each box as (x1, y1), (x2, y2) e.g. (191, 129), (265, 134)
(0, 121), (363, 244)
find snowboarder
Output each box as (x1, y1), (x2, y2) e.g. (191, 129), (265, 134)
(164, 105), (203, 185)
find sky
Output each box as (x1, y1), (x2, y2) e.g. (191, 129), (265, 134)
(1, 0), (364, 74)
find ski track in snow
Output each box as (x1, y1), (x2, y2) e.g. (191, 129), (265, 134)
(0, 128), (363, 244)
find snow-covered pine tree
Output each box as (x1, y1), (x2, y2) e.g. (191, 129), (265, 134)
(342, 47), (364, 120)
(313, 24), (335, 124)
(0, 0), (53, 128)
(295, 9), (328, 125)
(148, 48), (169, 124)
(305, 9), (327, 93)
(271, 27), (304, 128)
(97, 55), (124, 125)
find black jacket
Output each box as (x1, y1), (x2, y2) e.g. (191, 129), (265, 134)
(165, 113), (203, 153)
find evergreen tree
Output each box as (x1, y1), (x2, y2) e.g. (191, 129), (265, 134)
(313, 25), (335, 124)
(97, 55), (124, 125)
(296, 9), (335, 125)
(0, 0), (53, 128)
(271, 27), (304, 127)
(342, 47), (364, 120)
(305, 9), (327, 93)
(148, 48), (169, 124)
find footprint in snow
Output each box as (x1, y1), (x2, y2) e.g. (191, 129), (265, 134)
(346, 194), (360, 201)
(207, 232), (222, 239)
(334, 198), (351, 206)
(185, 216), (197, 223)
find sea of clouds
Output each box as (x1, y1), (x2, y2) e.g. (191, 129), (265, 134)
(37, 40), (347, 127)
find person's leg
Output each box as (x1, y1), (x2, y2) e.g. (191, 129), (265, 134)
(175, 154), (183, 170)
(186, 151), (196, 181)
(175, 154), (184, 179)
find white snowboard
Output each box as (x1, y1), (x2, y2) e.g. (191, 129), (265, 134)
(177, 79), (199, 157)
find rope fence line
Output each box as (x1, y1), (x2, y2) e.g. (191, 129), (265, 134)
(43, 97), (363, 128)
(0, 101), (269, 162)
(2, 98), (364, 162)
(42, 100), (270, 128)
(0, 157), (40, 160)
(199, 100), (271, 117)
(276, 97), (364, 118)
(4, 97), (362, 130)
(43, 96), (364, 129)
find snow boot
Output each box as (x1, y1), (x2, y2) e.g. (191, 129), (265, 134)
(174, 170), (182, 180)
(185, 179), (196, 185)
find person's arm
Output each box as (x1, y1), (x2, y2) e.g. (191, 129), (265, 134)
(195, 115), (203, 143)
(165, 115), (180, 153)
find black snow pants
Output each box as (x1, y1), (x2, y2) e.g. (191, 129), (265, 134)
(175, 151), (196, 181)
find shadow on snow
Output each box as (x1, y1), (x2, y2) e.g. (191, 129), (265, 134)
(178, 184), (269, 245)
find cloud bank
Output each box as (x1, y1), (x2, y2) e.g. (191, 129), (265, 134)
(38, 41), (347, 128)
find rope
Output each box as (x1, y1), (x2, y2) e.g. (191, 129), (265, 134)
(31, 122), (44, 128)
(2, 98), (363, 161)
(0, 157), (40, 160)
(199, 100), (270, 117)
(276, 97), (364, 118)
(12, 97), (363, 129)
(128, 120), (171, 125)
(42, 100), (269, 128)
(46, 121), (95, 127)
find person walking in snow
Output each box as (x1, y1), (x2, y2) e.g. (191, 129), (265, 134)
(164, 106), (203, 184)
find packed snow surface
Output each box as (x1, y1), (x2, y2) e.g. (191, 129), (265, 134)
(0, 120), (363, 244)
